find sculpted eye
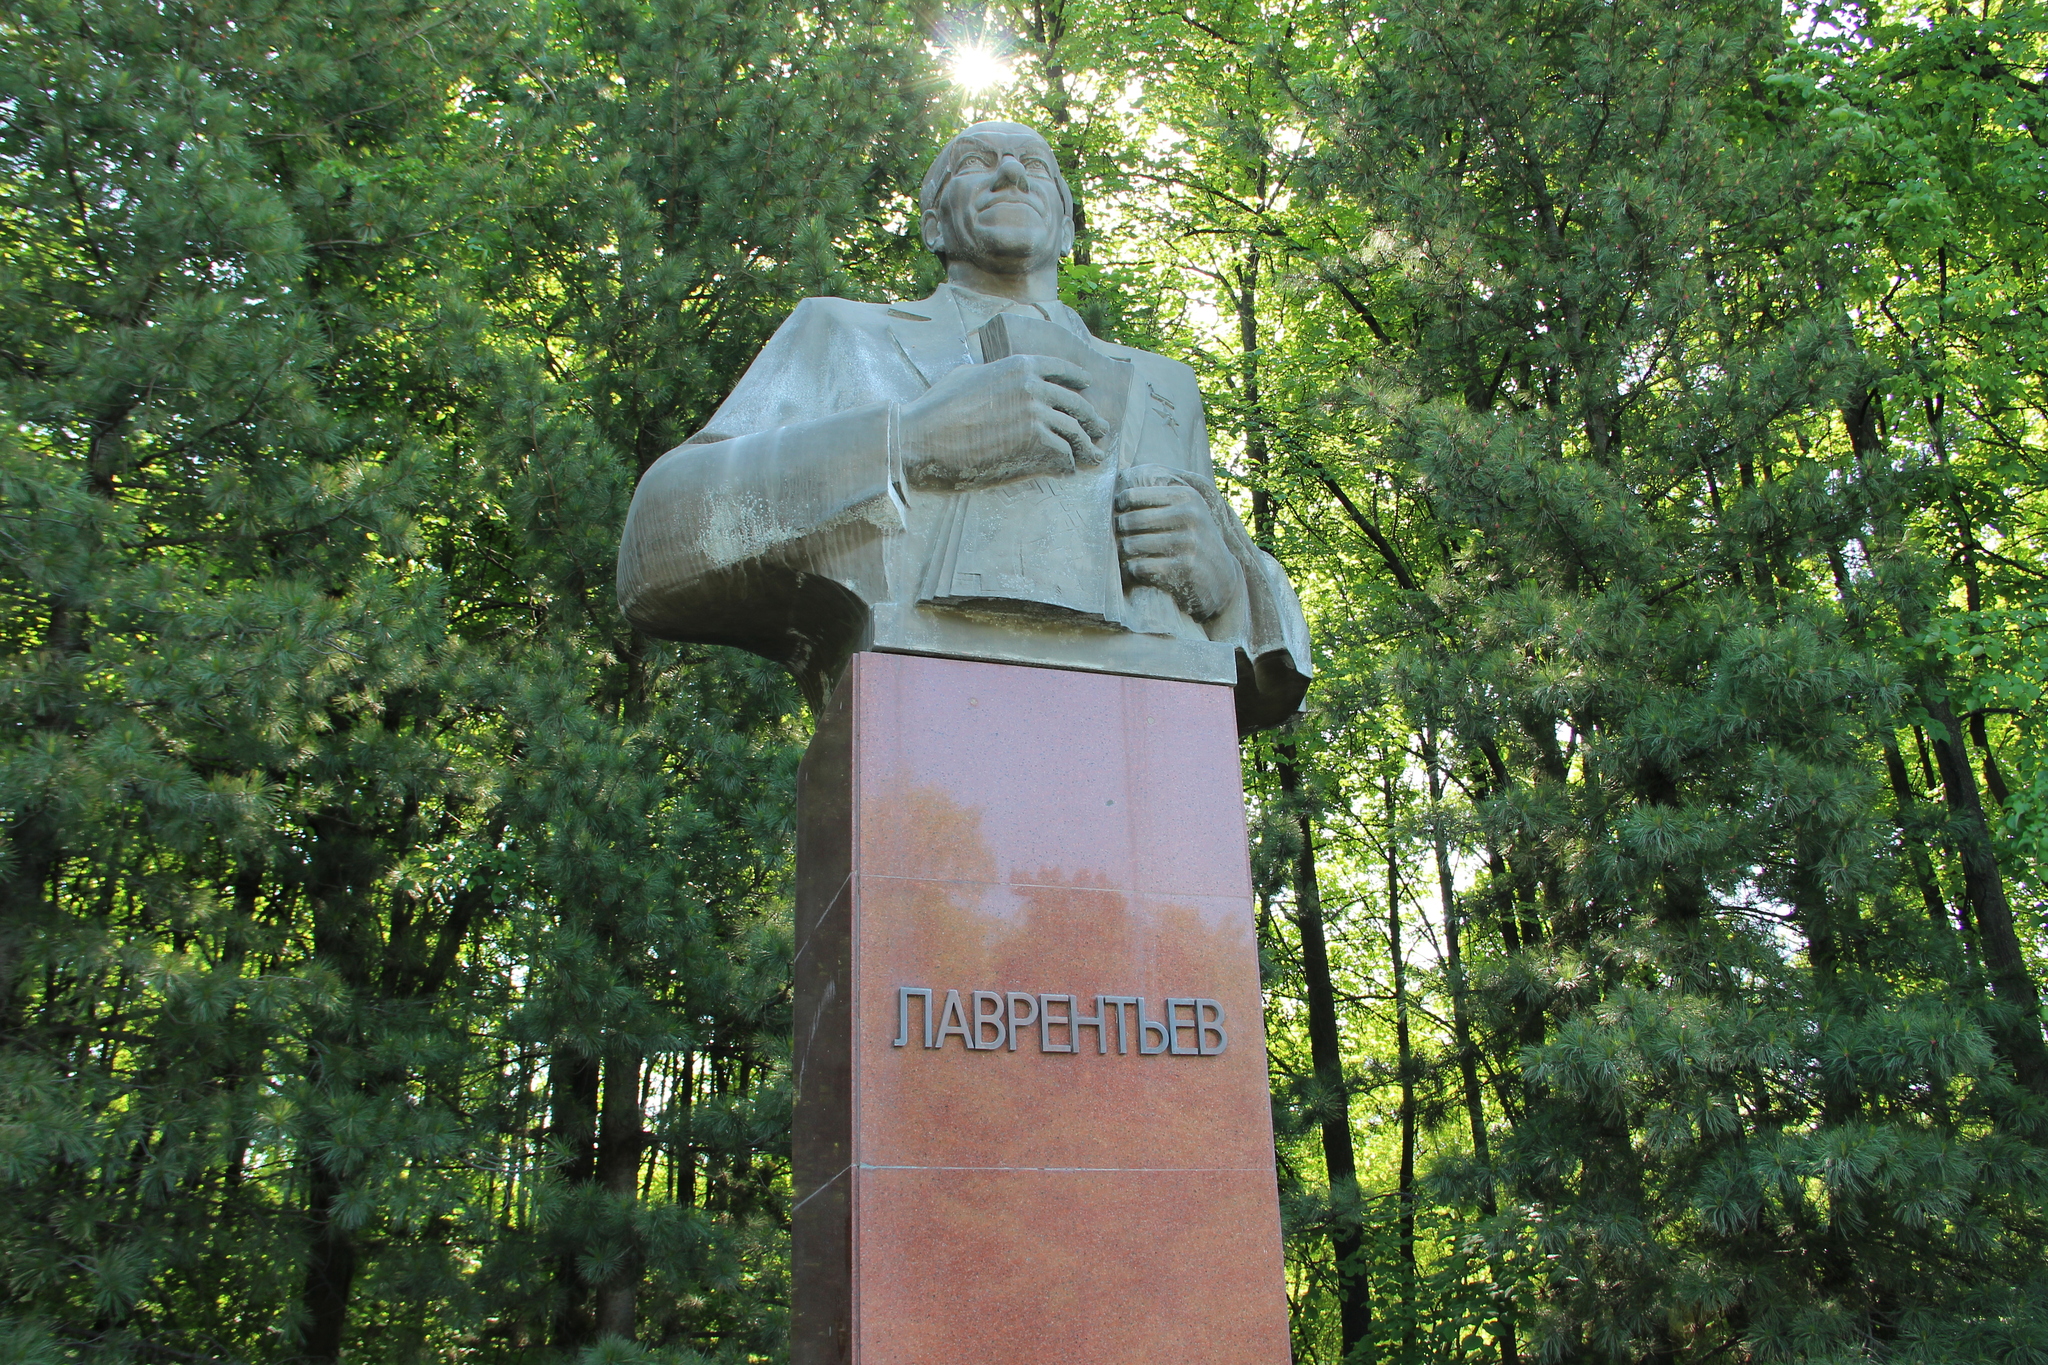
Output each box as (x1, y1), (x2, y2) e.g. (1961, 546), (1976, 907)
(957, 151), (992, 169)
(1022, 156), (1050, 172)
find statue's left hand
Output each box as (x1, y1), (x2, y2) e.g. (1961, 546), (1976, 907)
(1114, 467), (1237, 623)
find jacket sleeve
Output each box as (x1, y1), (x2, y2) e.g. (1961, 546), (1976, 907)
(615, 300), (908, 690)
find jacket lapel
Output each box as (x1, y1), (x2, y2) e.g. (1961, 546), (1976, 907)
(887, 289), (973, 388)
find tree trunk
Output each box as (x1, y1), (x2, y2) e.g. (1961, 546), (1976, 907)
(549, 1047), (602, 1348)
(1881, 736), (1954, 936)
(1924, 691), (2048, 1095)
(1969, 712), (2011, 808)
(1386, 777), (1417, 1359)
(594, 1043), (645, 1340)
(1278, 745), (1371, 1360)
(295, 805), (381, 1365)
(1426, 734), (1516, 1365)
(299, 1155), (360, 1365)
(1236, 239), (1272, 547)
(676, 1049), (697, 1208)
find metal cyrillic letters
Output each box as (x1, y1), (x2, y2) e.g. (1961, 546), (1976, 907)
(1103, 996), (1138, 1055)
(1005, 993), (1039, 1051)
(894, 987), (934, 1048)
(1197, 998), (1228, 1056)
(1071, 996), (1108, 1055)
(1138, 997), (1169, 1055)
(935, 989), (972, 1048)
(1038, 994), (1073, 1053)
(893, 985), (1229, 1056)
(971, 991), (1007, 1050)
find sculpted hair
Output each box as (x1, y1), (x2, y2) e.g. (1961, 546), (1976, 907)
(918, 121), (1075, 261)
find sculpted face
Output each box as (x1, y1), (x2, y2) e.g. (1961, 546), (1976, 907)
(923, 127), (1073, 274)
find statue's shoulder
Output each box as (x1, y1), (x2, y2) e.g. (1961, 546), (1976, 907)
(1099, 339), (1202, 398)
(781, 293), (936, 333)
(775, 294), (896, 334)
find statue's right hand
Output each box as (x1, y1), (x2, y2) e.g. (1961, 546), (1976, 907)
(900, 354), (1108, 489)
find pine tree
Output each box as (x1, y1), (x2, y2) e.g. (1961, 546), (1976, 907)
(1267, 0), (2048, 1356)
(0, 0), (935, 1358)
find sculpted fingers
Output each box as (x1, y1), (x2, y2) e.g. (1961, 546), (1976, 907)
(1115, 484), (1202, 547)
(1039, 382), (1108, 444)
(1119, 534), (1197, 567)
(1116, 507), (1199, 562)
(1114, 482), (1194, 513)
(1122, 557), (1166, 587)
(1121, 554), (1194, 602)
(1111, 474), (1238, 622)
(1114, 504), (1187, 538)
(1036, 408), (1089, 471)
(990, 353), (1090, 399)
(1037, 402), (1099, 465)
(1015, 355), (1090, 392)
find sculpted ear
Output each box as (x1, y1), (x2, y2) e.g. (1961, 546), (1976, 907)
(1057, 210), (1076, 259)
(921, 207), (946, 257)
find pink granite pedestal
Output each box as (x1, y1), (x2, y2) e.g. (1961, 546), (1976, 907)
(792, 651), (1292, 1363)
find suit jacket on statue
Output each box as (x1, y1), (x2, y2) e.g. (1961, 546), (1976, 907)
(615, 284), (1312, 732)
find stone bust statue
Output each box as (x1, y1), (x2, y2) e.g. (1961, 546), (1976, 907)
(615, 121), (1311, 732)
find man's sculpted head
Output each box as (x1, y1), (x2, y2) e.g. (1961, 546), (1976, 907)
(919, 122), (1075, 274)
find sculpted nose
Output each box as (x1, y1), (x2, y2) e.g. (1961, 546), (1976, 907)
(991, 155), (1030, 189)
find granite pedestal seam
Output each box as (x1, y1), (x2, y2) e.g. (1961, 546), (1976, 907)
(792, 652), (1291, 1363)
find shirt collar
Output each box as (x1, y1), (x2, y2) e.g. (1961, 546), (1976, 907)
(938, 282), (1093, 342)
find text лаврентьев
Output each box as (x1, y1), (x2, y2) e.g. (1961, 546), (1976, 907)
(893, 987), (1228, 1055)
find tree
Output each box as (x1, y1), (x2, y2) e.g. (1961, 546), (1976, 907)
(1260, 0), (2048, 1356)
(0, 0), (935, 1358)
